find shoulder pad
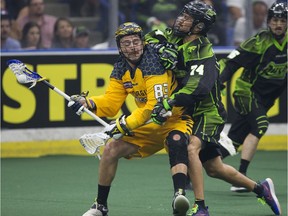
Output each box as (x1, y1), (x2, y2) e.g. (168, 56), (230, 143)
(240, 30), (272, 54)
(139, 46), (166, 76)
(110, 57), (127, 80)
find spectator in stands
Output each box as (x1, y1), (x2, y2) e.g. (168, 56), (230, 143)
(146, 1), (178, 32)
(21, 21), (42, 50)
(0, 11), (21, 50)
(73, 26), (90, 48)
(227, 0), (245, 21)
(0, 0), (4, 10)
(51, 17), (74, 49)
(16, 0), (57, 48)
(1, 0), (22, 40)
(226, 0), (275, 45)
(233, 1), (268, 46)
(4, 0), (26, 20)
(120, 0), (186, 34)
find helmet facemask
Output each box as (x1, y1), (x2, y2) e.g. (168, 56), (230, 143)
(115, 22), (144, 64)
(118, 35), (144, 64)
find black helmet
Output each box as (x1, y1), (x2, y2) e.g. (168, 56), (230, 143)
(267, 2), (287, 40)
(115, 22), (143, 48)
(173, 1), (216, 36)
(267, 2), (287, 22)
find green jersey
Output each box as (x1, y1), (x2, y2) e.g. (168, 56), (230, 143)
(220, 29), (287, 109)
(145, 28), (226, 119)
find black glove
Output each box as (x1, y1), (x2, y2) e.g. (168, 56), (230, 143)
(68, 91), (96, 115)
(104, 115), (133, 139)
(151, 98), (175, 125)
(152, 42), (178, 70)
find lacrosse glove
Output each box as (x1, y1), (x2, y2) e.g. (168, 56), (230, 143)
(151, 42), (178, 70)
(151, 98), (175, 125)
(104, 115), (133, 139)
(68, 91), (96, 115)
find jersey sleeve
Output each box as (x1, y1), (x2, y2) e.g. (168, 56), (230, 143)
(220, 34), (263, 83)
(144, 29), (168, 44)
(89, 78), (127, 117)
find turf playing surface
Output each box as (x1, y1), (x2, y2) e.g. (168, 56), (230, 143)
(1, 151), (287, 216)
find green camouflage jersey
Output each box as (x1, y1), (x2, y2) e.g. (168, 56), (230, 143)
(145, 28), (226, 120)
(220, 29), (287, 110)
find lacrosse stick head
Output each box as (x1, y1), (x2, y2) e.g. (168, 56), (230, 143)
(79, 132), (110, 159)
(7, 59), (42, 88)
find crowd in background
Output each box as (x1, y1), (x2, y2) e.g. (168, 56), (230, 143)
(0, 0), (286, 51)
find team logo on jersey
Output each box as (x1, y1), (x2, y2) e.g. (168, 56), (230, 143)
(134, 90), (147, 103)
(187, 46), (197, 53)
(135, 97), (147, 103)
(259, 62), (287, 79)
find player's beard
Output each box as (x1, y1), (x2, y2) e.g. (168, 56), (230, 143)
(123, 48), (143, 64)
(270, 25), (287, 40)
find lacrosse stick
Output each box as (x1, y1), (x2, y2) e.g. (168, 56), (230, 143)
(79, 111), (172, 158)
(7, 59), (109, 127)
(7, 59), (172, 158)
(79, 132), (111, 159)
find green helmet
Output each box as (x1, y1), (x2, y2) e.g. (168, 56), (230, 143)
(115, 22), (143, 47)
(173, 1), (216, 36)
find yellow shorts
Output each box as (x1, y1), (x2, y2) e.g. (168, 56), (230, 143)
(122, 115), (193, 158)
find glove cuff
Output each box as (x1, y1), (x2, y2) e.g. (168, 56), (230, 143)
(116, 115), (133, 136)
(163, 99), (174, 110)
(86, 99), (96, 111)
(116, 118), (126, 135)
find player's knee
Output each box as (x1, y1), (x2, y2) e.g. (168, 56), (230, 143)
(103, 140), (125, 159)
(204, 165), (219, 178)
(166, 130), (190, 168)
(203, 159), (223, 178)
(187, 136), (202, 154)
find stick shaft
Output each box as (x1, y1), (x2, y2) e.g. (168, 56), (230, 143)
(41, 80), (109, 127)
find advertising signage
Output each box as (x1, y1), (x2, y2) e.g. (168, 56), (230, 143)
(1, 51), (287, 129)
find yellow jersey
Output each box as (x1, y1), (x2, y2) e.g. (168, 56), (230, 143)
(90, 45), (179, 130)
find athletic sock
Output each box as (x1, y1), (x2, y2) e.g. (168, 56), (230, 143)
(253, 183), (264, 195)
(239, 159), (250, 175)
(97, 185), (111, 206)
(195, 200), (205, 208)
(172, 173), (187, 195)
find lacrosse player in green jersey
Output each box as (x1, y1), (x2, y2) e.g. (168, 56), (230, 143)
(146, 1), (282, 215)
(218, 2), (287, 193)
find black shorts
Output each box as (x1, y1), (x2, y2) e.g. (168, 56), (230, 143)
(228, 96), (269, 145)
(192, 113), (225, 163)
(199, 142), (222, 163)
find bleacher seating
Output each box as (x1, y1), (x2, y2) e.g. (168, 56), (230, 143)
(44, 3), (70, 17)
(43, 1), (104, 46)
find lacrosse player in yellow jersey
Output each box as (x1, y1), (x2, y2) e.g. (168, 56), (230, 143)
(68, 22), (193, 216)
